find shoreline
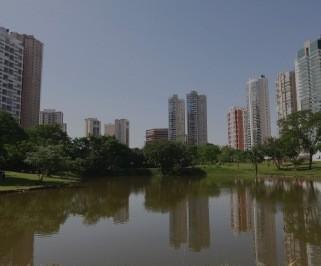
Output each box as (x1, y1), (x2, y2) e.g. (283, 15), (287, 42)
(1, 164), (321, 194)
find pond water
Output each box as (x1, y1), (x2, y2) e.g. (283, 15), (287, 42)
(0, 176), (321, 266)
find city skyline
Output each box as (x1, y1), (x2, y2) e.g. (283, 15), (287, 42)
(1, 1), (321, 147)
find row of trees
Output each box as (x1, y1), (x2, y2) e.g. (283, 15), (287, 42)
(0, 110), (321, 178)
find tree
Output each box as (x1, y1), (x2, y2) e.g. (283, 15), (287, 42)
(27, 124), (70, 146)
(25, 145), (69, 180)
(262, 137), (285, 169)
(67, 136), (132, 176)
(197, 144), (221, 164)
(247, 145), (264, 176)
(279, 111), (321, 170)
(144, 141), (193, 175)
(0, 112), (26, 146)
(218, 146), (235, 163)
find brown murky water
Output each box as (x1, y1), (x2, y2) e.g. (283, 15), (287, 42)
(0, 177), (321, 265)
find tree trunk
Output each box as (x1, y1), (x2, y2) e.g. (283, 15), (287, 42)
(255, 162), (258, 177)
(309, 151), (313, 170)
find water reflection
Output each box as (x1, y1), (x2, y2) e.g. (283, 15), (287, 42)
(0, 177), (321, 265)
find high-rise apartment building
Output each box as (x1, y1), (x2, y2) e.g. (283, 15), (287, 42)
(39, 109), (66, 132)
(186, 91), (207, 145)
(246, 75), (271, 149)
(115, 119), (129, 146)
(104, 123), (115, 137)
(276, 71), (297, 122)
(168, 95), (185, 142)
(12, 32), (43, 128)
(0, 27), (24, 121)
(227, 106), (247, 150)
(85, 118), (101, 137)
(295, 38), (321, 113)
(145, 128), (168, 143)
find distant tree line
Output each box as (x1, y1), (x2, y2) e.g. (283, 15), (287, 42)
(0, 110), (321, 178)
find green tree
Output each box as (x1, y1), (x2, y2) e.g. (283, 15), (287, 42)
(247, 145), (264, 176)
(27, 124), (70, 146)
(279, 111), (321, 170)
(25, 145), (69, 180)
(144, 141), (193, 175)
(197, 144), (221, 164)
(262, 137), (285, 169)
(218, 146), (235, 163)
(0, 111), (26, 146)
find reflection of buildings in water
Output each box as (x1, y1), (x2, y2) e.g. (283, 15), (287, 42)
(188, 196), (210, 251)
(0, 232), (34, 266)
(230, 188), (252, 234)
(169, 199), (188, 248)
(169, 196), (210, 251)
(113, 198), (129, 224)
(307, 244), (321, 266)
(284, 230), (308, 266)
(253, 200), (277, 266)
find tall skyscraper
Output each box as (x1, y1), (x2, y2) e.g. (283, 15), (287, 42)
(276, 71), (297, 122)
(186, 91), (207, 145)
(85, 118), (101, 137)
(115, 119), (129, 146)
(145, 128), (168, 143)
(168, 95), (185, 142)
(227, 106), (247, 150)
(12, 32), (43, 129)
(104, 123), (115, 137)
(0, 27), (24, 121)
(295, 37), (321, 113)
(39, 109), (66, 132)
(246, 75), (271, 149)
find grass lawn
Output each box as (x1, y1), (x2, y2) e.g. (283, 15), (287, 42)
(202, 161), (321, 181)
(0, 171), (79, 192)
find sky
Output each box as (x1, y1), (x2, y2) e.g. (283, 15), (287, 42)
(1, 0), (321, 147)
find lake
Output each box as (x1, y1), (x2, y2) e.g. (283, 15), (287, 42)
(0, 176), (321, 266)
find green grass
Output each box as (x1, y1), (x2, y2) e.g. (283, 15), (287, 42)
(0, 171), (79, 192)
(202, 162), (321, 182)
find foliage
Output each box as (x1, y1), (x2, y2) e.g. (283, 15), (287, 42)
(25, 145), (70, 180)
(197, 144), (220, 164)
(144, 141), (194, 175)
(279, 110), (321, 169)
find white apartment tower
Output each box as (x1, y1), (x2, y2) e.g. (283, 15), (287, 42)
(39, 109), (67, 132)
(115, 119), (129, 146)
(85, 118), (101, 137)
(168, 94), (185, 142)
(295, 38), (321, 112)
(276, 71), (297, 122)
(0, 27), (24, 121)
(186, 91), (207, 145)
(246, 75), (271, 149)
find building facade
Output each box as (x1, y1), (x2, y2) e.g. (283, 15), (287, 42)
(186, 91), (207, 145)
(104, 123), (115, 137)
(227, 106), (247, 150)
(0, 27), (24, 121)
(246, 76), (271, 149)
(145, 128), (168, 143)
(168, 94), (185, 142)
(39, 109), (66, 132)
(115, 119), (129, 146)
(85, 118), (101, 137)
(276, 71), (297, 122)
(295, 38), (321, 113)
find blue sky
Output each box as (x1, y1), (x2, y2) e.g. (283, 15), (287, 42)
(1, 0), (321, 147)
